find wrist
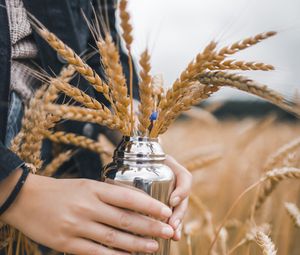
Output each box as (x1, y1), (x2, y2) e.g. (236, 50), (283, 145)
(0, 168), (23, 204)
(0, 167), (33, 223)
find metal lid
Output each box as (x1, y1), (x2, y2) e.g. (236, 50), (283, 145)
(114, 136), (166, 161)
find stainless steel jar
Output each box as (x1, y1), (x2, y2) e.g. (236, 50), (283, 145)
(101, 136), (176, 255)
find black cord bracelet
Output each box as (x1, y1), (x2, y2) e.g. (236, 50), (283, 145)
(0, 165), (30, 216)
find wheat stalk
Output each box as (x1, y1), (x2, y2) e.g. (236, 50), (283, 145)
(138, 49), (154, 136)
(255, 231), (277, 255)
(284, 202), (300, 228)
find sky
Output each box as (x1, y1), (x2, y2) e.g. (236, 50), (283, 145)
(119, 0), (300, 101)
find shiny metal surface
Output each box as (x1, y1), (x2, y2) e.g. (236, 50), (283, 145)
(101, 136), (175, 255)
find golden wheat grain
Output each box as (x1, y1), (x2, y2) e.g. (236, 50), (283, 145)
(284, 202), (300, 228)
(58, 64), (76, 83)
(255, 231), (277, 255)
(138, 49), (154, 136)
(42, 150), (74, 177)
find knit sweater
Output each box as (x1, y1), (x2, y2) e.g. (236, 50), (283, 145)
(5, 0), (39, 101)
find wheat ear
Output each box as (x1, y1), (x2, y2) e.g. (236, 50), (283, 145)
(43, 130), (110, 156)
(217, 31), (277, 58)
(97, 35), (130, 132)
(119, 0), (134, 134)
(42, 150), (74, 177)
(255, 167), (300, 211)
(138, 49), (154, 136)
(205, 60), (274, 71)
(51, 78), (104, 110)
(151, 82), (218, 137)
(255, 231), (277, 255)
(45, 104), (125, 133)
(284, 202), (300, 228)
(197, 71), (298, 116)
(228, 224), (271, 254)
(28, 17), (114, 106)
(12, 87), (49, 169)
(263, 136), (300, 171)
(119, 0), (133, 51)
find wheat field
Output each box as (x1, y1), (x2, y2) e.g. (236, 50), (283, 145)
(158, 114), (300, 255)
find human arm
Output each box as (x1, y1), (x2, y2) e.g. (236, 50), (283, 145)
(0, 174), (174, 255)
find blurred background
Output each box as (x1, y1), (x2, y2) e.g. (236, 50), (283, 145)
(119, 0), (300, 104)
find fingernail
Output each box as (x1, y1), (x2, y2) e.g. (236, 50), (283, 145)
(146, 240), (159, 252)
(162, 226), (174, 238)
(170, 196), (181, 207)
(161, 207), (172, 218)
(173, 219), (181, 229)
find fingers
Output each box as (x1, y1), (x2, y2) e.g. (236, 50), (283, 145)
(97, 183), (172, 220)
(65, 237), (130, 255)
(169, 198), (189, 240)
(92, 203), (174, 239)
(165, 155), (192, 208)
(78, 222), (159, 253)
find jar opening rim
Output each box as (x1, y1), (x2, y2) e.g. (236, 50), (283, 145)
(123, 136), (159, 142)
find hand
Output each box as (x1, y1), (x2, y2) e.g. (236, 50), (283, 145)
(165, 155), (192, 241)
(0, 174), (174, 255)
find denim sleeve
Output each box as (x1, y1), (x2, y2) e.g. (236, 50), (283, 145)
(0, 141), (24, 182)
(0, 92), (25, 182)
